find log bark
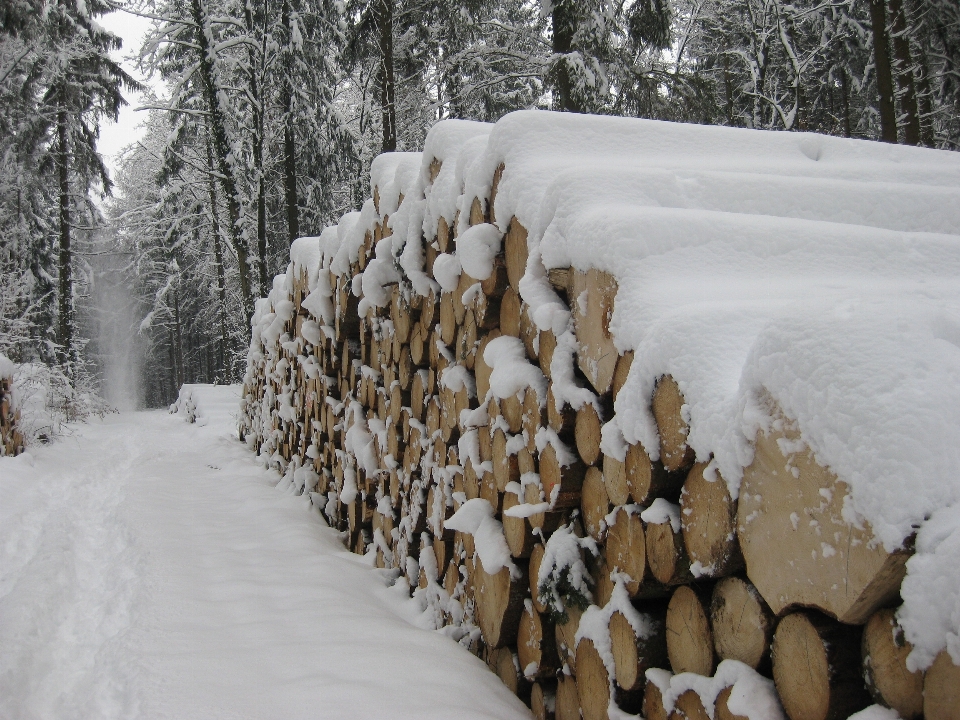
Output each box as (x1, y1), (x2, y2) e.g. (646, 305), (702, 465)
(666, 586), (715, 676)
(861, 608), (923, 719)
(610, 608), (668, 693)
(710, 576), (775, 672)
(924, 650), (960, 720)
(737, 419), (910, 624)
(680, 462), (743, 578)
(771, 611), (870, 720)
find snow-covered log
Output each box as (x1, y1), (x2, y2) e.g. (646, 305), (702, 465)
(239, 110), (960, 718)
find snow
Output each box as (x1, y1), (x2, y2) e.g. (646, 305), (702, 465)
(457, 223), (503, 280)
(848, 707), (903, 720)
(0, 353), (14, 380)
(640, 498), (681, 533)
(371, 152), (422, 217)
(898, 504), (960, 668)
(483, 336), (547, 404)
(0, 386), (531, 719)
(433, 252), (462, 291)
(647, 660), (785, 720)
(444, 498), (515, 576)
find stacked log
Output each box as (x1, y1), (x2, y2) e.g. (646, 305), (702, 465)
(238, 128), (956, 720)
(0, 358), (23, 456)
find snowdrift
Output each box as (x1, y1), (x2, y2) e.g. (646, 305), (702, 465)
(240, 111), (960, 720)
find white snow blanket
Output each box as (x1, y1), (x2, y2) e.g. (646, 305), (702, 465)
(0, 386), (530, 719)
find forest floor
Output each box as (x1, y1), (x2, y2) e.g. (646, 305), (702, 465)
(0, 385), (530, 720)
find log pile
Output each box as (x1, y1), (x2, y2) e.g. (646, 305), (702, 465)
(239, 120), (959, 720)
(0, 359), (23, 457)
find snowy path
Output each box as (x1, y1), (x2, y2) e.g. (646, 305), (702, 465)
(0, 387), (531, 720)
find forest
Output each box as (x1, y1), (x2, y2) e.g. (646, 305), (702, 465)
(1, 0), (958, 414)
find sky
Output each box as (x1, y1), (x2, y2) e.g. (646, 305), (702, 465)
(97, 8), (157, 182)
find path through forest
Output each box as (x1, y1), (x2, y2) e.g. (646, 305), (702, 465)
(0, 386), (530, 720)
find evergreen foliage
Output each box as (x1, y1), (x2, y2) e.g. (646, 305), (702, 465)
(2, 0), (958, 410)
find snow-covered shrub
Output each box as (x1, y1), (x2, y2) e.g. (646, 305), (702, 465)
(537, 520), (598, 624)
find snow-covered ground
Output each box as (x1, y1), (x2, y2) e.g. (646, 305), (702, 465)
(0, 385), (531, 720)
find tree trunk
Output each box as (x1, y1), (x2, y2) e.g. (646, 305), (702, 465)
(243, 0), (268, 293)
(56, 105), (73, 371)
(888, 0), (922, 144)
(551, 0), (581, 112)
(205, 135), (230, 382)
(190, 0), (254, 322)
(377, 0), (396, 152)
(870, 0), (899, 142)
(281, 0), (300, 244)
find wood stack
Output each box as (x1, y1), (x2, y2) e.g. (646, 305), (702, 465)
(238, 143), (956, 720)
(0, 365), (23, 456)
